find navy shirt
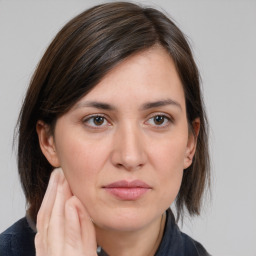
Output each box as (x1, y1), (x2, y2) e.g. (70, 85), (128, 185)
(0, 209), (210, 256)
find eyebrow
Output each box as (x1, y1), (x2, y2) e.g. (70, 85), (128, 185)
(140, 99), (182, 111)
(74, 101), (116, 111)
(74, 98), (182, 111)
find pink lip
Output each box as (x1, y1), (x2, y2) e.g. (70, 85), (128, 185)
(103, 180), (152, 200)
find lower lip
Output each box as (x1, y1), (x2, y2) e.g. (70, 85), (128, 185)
(104, 187), (150, 200)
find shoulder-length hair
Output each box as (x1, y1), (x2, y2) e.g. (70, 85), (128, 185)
(17, 1), (210, 222)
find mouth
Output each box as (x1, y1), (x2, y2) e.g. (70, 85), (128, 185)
(103, 180), (152, 200)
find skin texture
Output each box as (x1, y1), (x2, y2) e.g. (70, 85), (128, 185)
(36, 46), (199, 256)
(35, 169), (97, 256)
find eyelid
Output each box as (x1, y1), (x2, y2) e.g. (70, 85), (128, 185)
(82, 114), (112, 129)
(145, 112), (174, 128)
(81, 112), (174, 129)
(147, 112), (174, 121)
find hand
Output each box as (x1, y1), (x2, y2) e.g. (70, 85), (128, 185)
(35, 168), (98, 256)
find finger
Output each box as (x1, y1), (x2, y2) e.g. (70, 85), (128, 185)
(66, 196), (97, 254)
(34, 232), (45, 256)
(36, 168), (61, 255)
(36, 168), (60, 230)
(47, 169), (73, 254)
(64, 197), (83, 251)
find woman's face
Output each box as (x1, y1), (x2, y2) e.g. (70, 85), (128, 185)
(40, 46), (197, 232)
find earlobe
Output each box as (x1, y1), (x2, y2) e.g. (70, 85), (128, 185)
(36, 120), (60, 167)
(183, 118), (200, 169)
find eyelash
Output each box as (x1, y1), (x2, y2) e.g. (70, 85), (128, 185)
(82, 114), (110, 129)
(145, 113), (173, 128)
(82, 113), (173, 129)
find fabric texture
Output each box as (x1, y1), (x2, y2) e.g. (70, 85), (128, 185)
(0, 209), (210, 256)
(0, 217), (36, 256)
(154, 209), (210, 256)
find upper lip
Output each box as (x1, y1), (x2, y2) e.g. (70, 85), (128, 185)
(103, 180), (151, 188)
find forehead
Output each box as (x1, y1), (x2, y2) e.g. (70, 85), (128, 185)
(74, 46), (185, 109)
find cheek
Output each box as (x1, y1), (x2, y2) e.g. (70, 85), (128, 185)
(150, 133), (187, 203)
(150, 131), (187, 173)
(55, 134), (108, 196)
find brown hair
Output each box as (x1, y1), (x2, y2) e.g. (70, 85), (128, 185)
(17, 1), (210, 222)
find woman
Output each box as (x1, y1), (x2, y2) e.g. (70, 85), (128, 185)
(0, 2), (210, 255)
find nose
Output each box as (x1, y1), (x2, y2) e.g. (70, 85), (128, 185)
(110, 123), (147, 171)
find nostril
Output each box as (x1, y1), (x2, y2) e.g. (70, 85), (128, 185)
(116, 163), (123, 168)
(115, 162), (145, 171)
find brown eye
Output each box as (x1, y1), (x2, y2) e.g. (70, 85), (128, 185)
(93, 116), (105, 126)
(154, 115), (165, 125)
(145, 114), (171, 128)
(83, 115), (109, 128)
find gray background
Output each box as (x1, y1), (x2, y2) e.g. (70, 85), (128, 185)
(0, 1), (256, 255)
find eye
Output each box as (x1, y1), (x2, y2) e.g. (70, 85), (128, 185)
(145, 114), (172, 128)
(83, 115), (110, 128)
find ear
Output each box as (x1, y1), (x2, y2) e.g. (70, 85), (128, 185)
(36, 120), (60, 167)
(183, 118), (200, 169)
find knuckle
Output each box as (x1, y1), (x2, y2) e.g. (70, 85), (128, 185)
(34, 232), (43, 249)
(34, 232), (40, 243)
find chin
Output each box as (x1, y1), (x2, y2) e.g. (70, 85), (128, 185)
(93, 206), (160, 232)
(96, 218), (147, 232)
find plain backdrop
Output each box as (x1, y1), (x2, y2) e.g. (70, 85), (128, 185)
(0, 1), (256, 255)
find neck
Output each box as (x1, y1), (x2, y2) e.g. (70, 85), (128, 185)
(95, 213), (166, 256)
